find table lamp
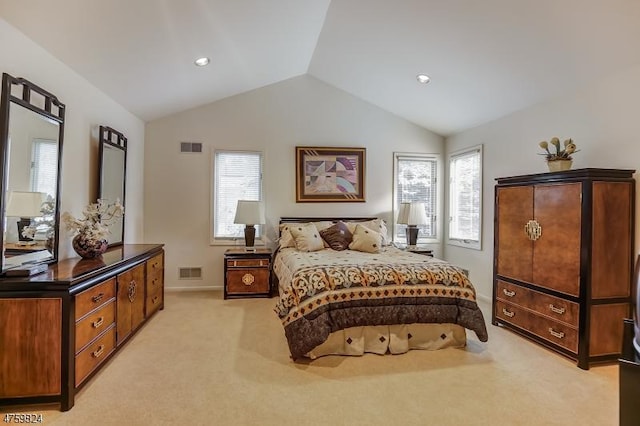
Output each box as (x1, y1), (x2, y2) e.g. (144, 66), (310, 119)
(233, 200), (265, 251)
(6, 191), (46, 243)
(397, 201), (428, 247)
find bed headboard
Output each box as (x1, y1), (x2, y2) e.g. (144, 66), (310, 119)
(278, 217), (378, 235)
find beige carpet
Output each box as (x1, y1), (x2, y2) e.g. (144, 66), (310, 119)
(3, 291), (618, 425)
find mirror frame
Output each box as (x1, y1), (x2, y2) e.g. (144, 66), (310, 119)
(0, 73), (65, 273)
(98, 125), (126, 247)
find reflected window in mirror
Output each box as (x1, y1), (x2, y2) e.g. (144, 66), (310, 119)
(0, 73), (64, 274)
(98, 126), (126, 247)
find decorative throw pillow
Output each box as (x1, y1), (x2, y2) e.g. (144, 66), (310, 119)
(348, 224), (382, 253)
(278, 226), (295, 249)
(312, 221), (334, 247)
(289, 223), (324, 252)
(345, 219), (390, 245)
(319, 221), (353, 251)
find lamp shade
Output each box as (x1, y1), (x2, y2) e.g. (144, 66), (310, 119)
(233, 200), (265, 225)
(397, 202), (410, 224)
(397, 202), (428, 226)
(6, 191), (46, 218)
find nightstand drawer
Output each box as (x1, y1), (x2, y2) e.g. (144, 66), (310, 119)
(227, 258), (270, 268)
(227, 269), (270, 294)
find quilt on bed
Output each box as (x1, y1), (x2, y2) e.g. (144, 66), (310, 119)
(274, 247), (488, 359)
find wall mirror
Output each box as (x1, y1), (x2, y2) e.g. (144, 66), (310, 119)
(98, 125), (126, 246)
(0, 73), (65, 274)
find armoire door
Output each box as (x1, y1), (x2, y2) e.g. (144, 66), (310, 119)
(496, 185), (534, 282)
(532, 183), (581, 296)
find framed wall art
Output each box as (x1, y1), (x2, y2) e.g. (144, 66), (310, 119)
(295, 146), (366, 202)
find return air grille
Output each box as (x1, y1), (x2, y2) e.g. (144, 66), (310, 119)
(180, 142), (203, 153)
(178, 267), (202, 280)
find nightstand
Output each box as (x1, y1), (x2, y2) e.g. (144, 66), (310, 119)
(224, 248), (272, 299)
(403, 246), (433, 257)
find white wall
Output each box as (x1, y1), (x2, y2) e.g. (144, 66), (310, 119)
(0, 18), (145, 259)
(445, 62), (640, 302)
(145, 75), (443, 289)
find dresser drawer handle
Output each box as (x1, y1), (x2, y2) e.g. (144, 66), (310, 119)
(92, 317), (104, 328)
(548, 304), (566, 315)
(152, 278), (159, 287)
(152, 262), (159, 269)
(92, 293), (104, 303)
(502, 308), (515, 318)
(502, 289), (515, 297)
(92, 345), (105, 358)
(152, 296), (159, 305)
(548, 328), (565, 339)
(242, 273), (255, 286)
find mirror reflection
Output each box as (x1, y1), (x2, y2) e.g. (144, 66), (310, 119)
(98, 126), (126, 246)
(0, 73), (64, 273)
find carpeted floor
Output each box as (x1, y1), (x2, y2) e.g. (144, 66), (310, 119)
(2, 291), (618, 425)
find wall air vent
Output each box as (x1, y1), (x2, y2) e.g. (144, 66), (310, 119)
(178, 267), (202, 280)
(180, 142), (203, 153)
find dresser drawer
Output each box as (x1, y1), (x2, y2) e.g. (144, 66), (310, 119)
(496, 300), (578, 353)
(146, 286), (163, 316)
(227, 258), (269, 268)
(75, 301), (116, 353)
(75, 278), (116, 319)
(496, 280), (579, 327)
(147, 253), (163, 279)
(75, 326), (115, 387)
(227, 269), (270, 294)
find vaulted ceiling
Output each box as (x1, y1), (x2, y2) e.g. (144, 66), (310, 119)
(2, 0), (640, 135)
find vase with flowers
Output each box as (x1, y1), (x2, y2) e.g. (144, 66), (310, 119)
(539, 137), (579, 172)
(62, 199), (124, 259)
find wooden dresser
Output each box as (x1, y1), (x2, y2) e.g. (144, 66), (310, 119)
(493, 169), (634, 369)
(0, 244), (164, 411)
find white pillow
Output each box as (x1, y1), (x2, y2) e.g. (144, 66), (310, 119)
(348, 224), (383, 253)
(346, 219), (389, 245)
(289, 223), (324, 252)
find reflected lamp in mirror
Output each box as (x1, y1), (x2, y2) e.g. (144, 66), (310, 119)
(233, 200), (265, 251)
(6, 191), (46, 244)
(397, 202), (428, 247)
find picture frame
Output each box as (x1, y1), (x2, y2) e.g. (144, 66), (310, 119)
(296, 146), (366, 202)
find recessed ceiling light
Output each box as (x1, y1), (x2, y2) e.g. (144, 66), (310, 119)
(416, 74), (431, 84)
(194, 57), (210, 67)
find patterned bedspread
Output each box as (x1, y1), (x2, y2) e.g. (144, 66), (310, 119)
(274, 247), (488, 359)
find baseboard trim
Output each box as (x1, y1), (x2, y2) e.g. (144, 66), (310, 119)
(165, 286), (222, 292)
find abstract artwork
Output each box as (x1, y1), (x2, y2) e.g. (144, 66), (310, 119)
(296, 147), (366, 202)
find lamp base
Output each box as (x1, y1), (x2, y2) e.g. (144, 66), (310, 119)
(405, 225), (419, 247)
(244, 225), (256, 248)
(17, 217), (33, 242)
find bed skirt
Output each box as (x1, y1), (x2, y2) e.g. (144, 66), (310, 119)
(305, 323), (466, 359)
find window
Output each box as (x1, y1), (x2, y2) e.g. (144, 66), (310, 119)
(448, 145), (482, 250)
(212, 150), (263, 243)
(30, 138), (58, 197)
(393, 153), (439, 243)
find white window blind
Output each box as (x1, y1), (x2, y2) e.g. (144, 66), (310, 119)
(448, 145), (482, 250)
(393, 153), (438, 241)
(30, 138), (58, 197)
(213, 150), (263, 240)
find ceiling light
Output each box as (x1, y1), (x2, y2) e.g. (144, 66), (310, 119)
(416, 74), (430, 84)
(194, 57), (210, 67)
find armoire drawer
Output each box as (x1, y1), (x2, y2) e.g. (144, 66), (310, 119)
(496, 280), (579, 327)
(495, 300), (578, 353)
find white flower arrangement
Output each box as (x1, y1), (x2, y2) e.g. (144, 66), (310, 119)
(62, 199), (124, 241)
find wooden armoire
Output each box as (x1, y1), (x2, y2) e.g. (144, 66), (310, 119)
(493, 168), (635, 369)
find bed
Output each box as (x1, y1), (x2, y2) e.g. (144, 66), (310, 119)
(273, 217), (488, 360)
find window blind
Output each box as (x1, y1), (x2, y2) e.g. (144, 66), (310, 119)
(31, 139), (58, 197)
(449, 147), (481, 245)
(213, 151), (263, 239)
